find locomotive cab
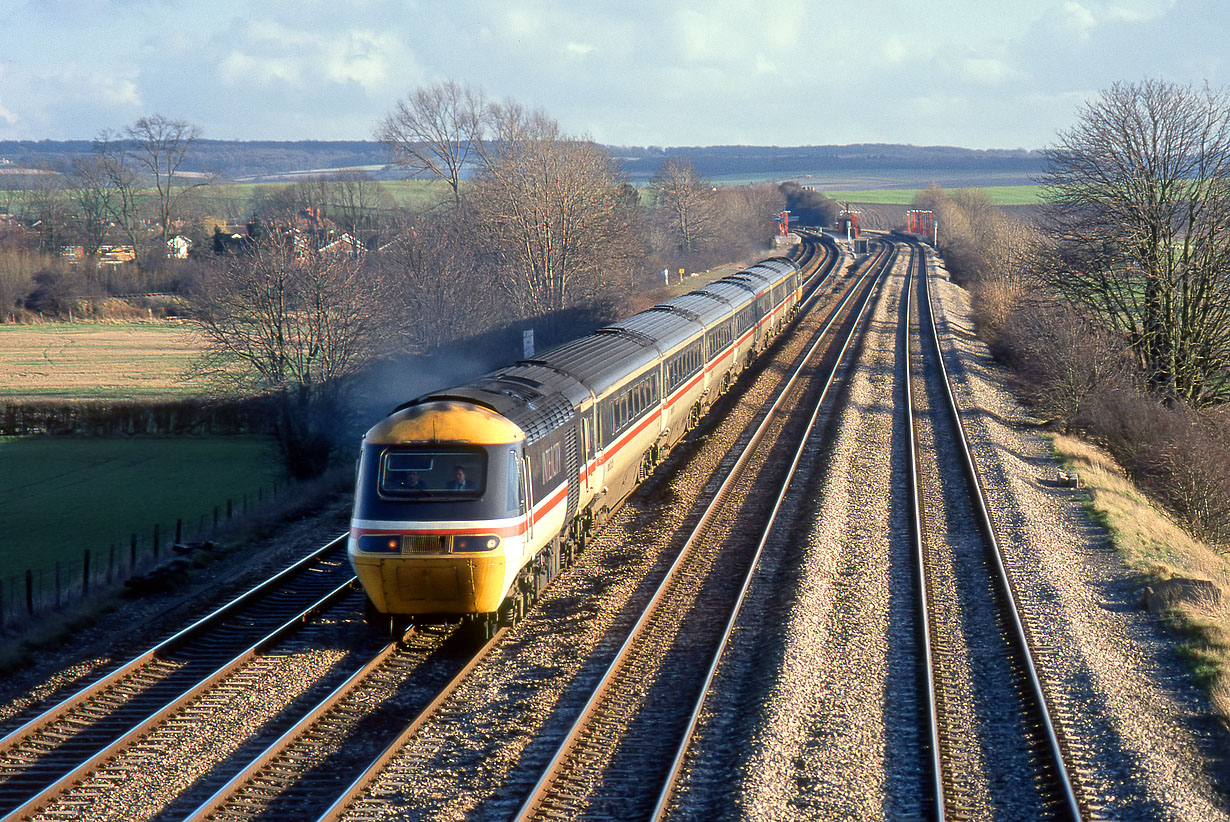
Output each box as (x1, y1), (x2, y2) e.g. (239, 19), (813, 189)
(348, 400), (529, 622)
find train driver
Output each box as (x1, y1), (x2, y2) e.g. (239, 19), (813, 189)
(446, 465), (475, 491)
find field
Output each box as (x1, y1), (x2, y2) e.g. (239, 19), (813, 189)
(0, 322), (211, 400)
(0, 435), (281, 594)
(823, 185), (1046, 206)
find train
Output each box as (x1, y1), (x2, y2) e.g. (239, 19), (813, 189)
(348, 256), (805, 637)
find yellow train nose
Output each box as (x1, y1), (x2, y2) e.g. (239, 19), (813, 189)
(351, 553), (507, 615)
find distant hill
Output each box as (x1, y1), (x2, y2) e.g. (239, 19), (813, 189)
(0, 140), (1045, 188)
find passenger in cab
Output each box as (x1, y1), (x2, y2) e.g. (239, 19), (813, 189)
(446, 466), (474, 491)
(405, 471), (427, 491)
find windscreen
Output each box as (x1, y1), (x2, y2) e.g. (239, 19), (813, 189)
(379, 447), (486, 500)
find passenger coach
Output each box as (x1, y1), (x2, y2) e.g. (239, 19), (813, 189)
(349, 257), (802, 636)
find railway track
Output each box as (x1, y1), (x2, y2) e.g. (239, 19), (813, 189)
(0, 538), (359, 820)
(905, 241), (1084, 818)
(507, 243), (893, 820)
(303, 237), (861, 821)
(1, 237), (847, 821)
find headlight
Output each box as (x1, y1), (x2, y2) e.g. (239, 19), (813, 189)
(453, 535), (500, 552)
(357, 534), (402, 553)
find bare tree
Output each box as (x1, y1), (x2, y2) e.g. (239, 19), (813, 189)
(1041, 79), (1230, 405)
(189, 232), (392, 476)
(126, 115), (207, 248)
(64, 155), (113, 259)
(94, 128), (146, 256)
(378, 209), (500, 349)
(93, 116), (207, 263)
(376, 80), (486, 205)
(650, 157), (718, 256)
(468, 102), (644, 319)
(326, 171), (395, 236)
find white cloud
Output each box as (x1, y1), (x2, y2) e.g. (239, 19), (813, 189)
(754, 54), (779, 75)
(958, 57), (1019, 85)
(52, 63), (141, 106)
(1058, 1), (1099, 38)
(322, 30), (398, 90)
(565, 42), (595, 58)
(216, 27), (408, 92)
(881, 35), (910, 65)
(219, 52), (303, 87)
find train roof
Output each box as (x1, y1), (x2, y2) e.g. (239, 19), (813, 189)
(696, 279), (756, 307)
(748, 257), (799, 278)
(605, 305), (704, 353)
(660, 291), (733, 326)
(528, 328), (661, 396)
(366, 399), (526, 445)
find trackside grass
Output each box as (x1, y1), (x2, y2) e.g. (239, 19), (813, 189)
(0, 435), (281, 602)
(1051, 434), (1230, 720)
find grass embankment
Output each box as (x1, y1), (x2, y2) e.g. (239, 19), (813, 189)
(1052, 434), (1230, 717)
(0, 322), (210, 401)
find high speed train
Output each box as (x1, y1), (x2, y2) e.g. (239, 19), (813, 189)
(349, 257), (803, 637)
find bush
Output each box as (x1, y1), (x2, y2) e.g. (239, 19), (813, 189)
(993, 299), (1130, 434)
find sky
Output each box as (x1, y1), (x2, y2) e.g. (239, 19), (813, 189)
(0, 0), (1224, 150)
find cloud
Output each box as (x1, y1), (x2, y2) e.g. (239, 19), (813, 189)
(219, 52), (303, 87)
(322, 30), (399, 89)
(216, 26), (410, 93)
(565, 42), (595, 58)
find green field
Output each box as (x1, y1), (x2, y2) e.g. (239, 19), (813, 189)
(0, 436), (281, 597)
(822, 185), (1046, 206)
(205, 179), (453, 219)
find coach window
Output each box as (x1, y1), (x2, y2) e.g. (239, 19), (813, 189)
(510, 449), (522, 514)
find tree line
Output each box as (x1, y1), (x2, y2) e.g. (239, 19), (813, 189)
(919, 77), (1230, 549)
(1, 80), (838, 479)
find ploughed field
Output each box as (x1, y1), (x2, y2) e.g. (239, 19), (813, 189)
(0, 322), (210, 401)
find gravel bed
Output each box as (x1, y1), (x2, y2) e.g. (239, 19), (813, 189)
(30, 598), (378, 822)
(668, 244), (1230, 821)
(333, 267), (857, 821)
(670, 254), (927, 820)
(914, 267), (1048, 817)
(927, 248), (1229, 820)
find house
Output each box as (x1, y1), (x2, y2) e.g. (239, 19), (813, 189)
(167, 235), (192, 259)
(97, 245), (137, 267)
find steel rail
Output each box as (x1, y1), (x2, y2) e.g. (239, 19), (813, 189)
(2, 578), (359, 821)
(181, 637), (401, 822)
(647, 243), (896, 820)
(901, 245), (948, 817)
(313, 628), (507, 822)
(915, 242), (1083, 819)
(513, 242), (895, 820)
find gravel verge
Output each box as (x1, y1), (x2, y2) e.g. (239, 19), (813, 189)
(927, 247), (1229, 820)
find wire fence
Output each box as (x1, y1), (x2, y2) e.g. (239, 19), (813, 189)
(0, 479), (293, 630)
